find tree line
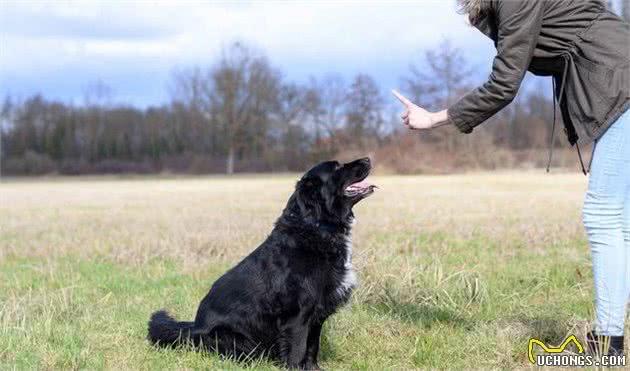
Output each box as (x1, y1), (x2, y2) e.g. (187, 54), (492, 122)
(0, 40), (584, 175)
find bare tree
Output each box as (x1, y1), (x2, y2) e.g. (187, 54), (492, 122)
(210, 42), (280, 173)
(304, 74), (347, 154)
(402, 39), (474, 150)
(275, 82), (309, 170)
(345, 74), (384, 149)
(83, 79), (113, 108)
(169, 67), (214, 154)
(0, 96), (14, 168)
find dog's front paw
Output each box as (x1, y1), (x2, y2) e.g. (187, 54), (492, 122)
(300, 361), (322, 371)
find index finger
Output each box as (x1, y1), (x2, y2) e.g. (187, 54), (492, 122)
(391, 90), (413, 107)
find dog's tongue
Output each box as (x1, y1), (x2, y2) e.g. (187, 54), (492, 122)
(346, 179), (372, 190)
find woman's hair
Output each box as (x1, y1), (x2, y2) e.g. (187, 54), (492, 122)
(456, 0), (485, 23)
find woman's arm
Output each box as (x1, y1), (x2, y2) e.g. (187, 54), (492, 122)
(448, 0), (544, 133)
(395, 1), (545, 132)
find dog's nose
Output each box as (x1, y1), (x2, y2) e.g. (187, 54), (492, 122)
(360, 157), (371, 165)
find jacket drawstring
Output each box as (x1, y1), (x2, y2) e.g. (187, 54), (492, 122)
(576, 141), (587, 175)
(547, 53), (588, 175)
(547, 78), (559, 173)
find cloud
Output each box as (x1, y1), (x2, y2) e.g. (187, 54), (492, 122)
(0, 0), (192, 44)
(0, 0), (495, 107)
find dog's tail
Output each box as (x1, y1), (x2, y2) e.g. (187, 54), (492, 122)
(147, 310), (200, 347)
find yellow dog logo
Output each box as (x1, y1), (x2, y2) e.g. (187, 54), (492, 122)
(528, 335), (584, 364)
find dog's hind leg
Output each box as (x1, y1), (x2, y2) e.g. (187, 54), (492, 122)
(204, 326), (263, 362)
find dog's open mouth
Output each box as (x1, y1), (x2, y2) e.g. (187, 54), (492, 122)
(344, 178), (376, 197)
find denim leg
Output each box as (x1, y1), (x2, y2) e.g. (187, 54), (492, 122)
(583, 109), (630, 336)
(625, 177), (630, 304)
(623, 118), (630, 336)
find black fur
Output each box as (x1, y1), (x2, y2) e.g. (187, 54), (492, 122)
(148, 158), (374, 370)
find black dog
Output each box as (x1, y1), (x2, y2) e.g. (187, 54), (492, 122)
(148, 158), (375, 369)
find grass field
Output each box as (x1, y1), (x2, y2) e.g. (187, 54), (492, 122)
(0, 172), (609, 370)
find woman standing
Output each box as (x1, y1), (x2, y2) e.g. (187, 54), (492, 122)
(394, 0), (629, 355)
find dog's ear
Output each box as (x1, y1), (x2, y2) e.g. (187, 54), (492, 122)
(322, 185), (335, 212)
(295, 179), (322, 223)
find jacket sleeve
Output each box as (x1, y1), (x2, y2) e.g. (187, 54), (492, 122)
(448, 0), (544, 133)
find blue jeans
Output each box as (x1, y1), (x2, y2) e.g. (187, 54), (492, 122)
(583, 108), (630, 336)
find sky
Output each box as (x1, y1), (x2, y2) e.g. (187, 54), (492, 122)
(0, 0), (593, 108)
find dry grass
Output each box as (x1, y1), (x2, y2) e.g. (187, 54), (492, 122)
(1, 171), (611, 370)
(1, 171), (585, 265)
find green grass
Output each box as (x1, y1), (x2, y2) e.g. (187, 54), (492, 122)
(0, 172), (608, 370)
(0, 255), (265, 370)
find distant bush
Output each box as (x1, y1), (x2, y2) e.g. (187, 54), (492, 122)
(2, 151), (57, 175)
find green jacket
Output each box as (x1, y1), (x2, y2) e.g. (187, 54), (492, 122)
(448, 0), (630, 146)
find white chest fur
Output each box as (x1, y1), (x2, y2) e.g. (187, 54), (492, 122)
(336, 218), (357, 297)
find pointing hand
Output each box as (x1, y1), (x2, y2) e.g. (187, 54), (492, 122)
(392, 90), (450, 130)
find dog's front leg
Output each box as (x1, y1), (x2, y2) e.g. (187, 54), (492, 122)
(301, 321), (323, 370)
(279, 319), (309, 369)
